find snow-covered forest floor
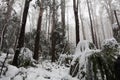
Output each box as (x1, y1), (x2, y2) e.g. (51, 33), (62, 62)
(0, 53), (78, 80)
(0, 38), (120, 80)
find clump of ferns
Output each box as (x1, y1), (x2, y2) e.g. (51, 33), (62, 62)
(88, 44), (119, 80)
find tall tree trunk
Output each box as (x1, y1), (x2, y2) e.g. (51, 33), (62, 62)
(67, 7), (69, 42)
(100, 15), (105, 39)
(51, 0), (56, 62)
(45, 8), (48, 39)
(48, 6), (52, 40)
(89, 0), (99, 48)
(86, 0), (96, 46)
(114, 10), (120, 30)
(73, 0), (80, 45)
(33, 1), (43, 61)
(0, 0), (14, 50)
(78, 2), (86, 40)
(61, 0), (66, 37)
(12, 0), (31, 66)
(113, 10), (120, 42)
(47, 6), (52, 56)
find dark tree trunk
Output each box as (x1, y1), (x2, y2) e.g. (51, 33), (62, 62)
(61, 0), (66, 37)
(51, 34), (56, 62)
(73, 0), (80, 45)
(12, 0), (31, 66)
(114, 56), (120, 80)
(113, 10), (120, 42)
(33, 2), (43, 61)
(114, 10), (120, 30)
(51, 0), (56, 62)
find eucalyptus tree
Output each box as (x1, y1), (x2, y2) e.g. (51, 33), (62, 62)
(33, 0), (44, 61)
(12, 0), (32, 67)
(73, 0), (80, 45)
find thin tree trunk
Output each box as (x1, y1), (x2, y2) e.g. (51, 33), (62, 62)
(67, 7), (69, 42)
(47, 6), (52, 56)
(33, 1), (43, 61)
(86, 0), (96, 46)
(61, 0), (66, 37)
(46, 8), (48, 39)
(89, 0), (99, 48)
(12, 0), (31, 66)
(80, 14), (86, 40)
(48, 8), (51, 40)
(114, 10), (120, 30)
(100, 15), (105, 39)
(113, 10), (120, 42)
(73, 0), (80, 45)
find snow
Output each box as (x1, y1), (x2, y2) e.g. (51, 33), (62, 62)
(0, 61), (78, 80)
(5, 65), (19, 78)
(0, 53), (7, 62)
(0, 51), (78, 80)
(0, 52), (13, 64)
(112, 23), (119, 30)
(8, 48), (14, 54)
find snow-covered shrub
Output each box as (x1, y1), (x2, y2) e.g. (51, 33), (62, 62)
(69, 40), (99, 78)
(88, 42), (118, 80)
(102, 38), (119, 53)
(70, 39), (119, 80)
(18, 47), (35, 67)
(71, 40), (96, 66)
(58, 54), (73, 67)
(95, 38), (119, 80)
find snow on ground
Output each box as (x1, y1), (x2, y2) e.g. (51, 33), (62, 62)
(0, 60), (78, 80)
(0, 48), (78, 80)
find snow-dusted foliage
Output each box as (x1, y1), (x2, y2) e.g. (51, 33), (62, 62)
(70, 40), (100, 79)
(18, 47), (35, 67)
(70, 39), (119, 80)
(71, 40), (97, 65)
(102, 38), (119, 50)
(58, 54), (73, 67)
